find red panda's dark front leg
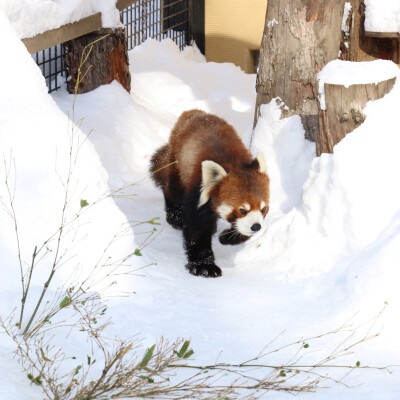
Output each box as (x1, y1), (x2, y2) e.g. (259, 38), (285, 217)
(183, 228), (222, 277)
(219, 228), (250, 245)
(164, 195), (184, 230)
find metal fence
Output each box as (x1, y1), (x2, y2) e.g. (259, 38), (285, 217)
(122, 0), (189, 51)
(34, 0), (190, 93)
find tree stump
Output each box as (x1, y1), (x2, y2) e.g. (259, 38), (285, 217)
(65, 27), (131, 94)
(317, 76), (396, 155)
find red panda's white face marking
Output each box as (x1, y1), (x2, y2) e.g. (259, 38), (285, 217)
(235, 207), (265, 237)
(242, 203), (251, 211)
(216, 203), (234, 219)
(219, 201), (269, 236)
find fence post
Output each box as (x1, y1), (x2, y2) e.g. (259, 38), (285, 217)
(188, 0), (205, 54)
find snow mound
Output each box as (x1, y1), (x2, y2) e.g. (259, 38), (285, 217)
(0, 9), (135, 297)
(318, 59), (399, 109)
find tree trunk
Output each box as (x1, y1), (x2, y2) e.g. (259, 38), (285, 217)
(65, 27), (131, 94)
(254, 0), (399, 155)
(317, 77), (396, 154)
(254, 0), (347, 141)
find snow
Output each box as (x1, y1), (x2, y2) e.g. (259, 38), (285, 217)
(365, 0), (400, 33)
(0, 0), (121, 39)
(2, 5), (400, 400)
(341, 2), (352, 33)
(267, 18), (279, 28)
(317, 59), (399, 109)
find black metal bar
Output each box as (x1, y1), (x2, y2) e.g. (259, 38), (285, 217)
(163, 0), (186, 10)
(188, 0), (204, 54)
(161, 20), (187, 33)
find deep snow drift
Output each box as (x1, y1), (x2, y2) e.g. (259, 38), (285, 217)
(1, 9), (400, 400)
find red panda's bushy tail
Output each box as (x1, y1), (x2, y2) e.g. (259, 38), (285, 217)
(150, 144), (170, 188)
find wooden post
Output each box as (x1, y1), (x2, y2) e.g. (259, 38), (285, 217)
(317, 77), (396, 155)
(64, 27), (131, 94)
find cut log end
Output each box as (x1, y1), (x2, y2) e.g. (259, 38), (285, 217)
(65, 28), (131, 95)
(317, 76), (396, 156)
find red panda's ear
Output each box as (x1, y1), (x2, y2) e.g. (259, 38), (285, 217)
(248, 152), (267, 173)
(198, 160), (227, 207)
(250, 153), (267, 173)
(255, 152), (267, 173)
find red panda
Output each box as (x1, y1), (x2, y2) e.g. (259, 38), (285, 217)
(150, 109), (270, 277)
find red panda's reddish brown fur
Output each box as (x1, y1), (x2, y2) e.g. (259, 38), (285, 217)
(150, 109), (270, 277)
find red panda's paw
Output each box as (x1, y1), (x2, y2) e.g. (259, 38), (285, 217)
(219, 229), (250, 245)
(186, 262), (222, 278)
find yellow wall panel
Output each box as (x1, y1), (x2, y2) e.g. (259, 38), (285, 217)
(205, 0), (268, 73)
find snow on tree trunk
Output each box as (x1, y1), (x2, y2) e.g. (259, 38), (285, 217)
(65, 28), (131, 94)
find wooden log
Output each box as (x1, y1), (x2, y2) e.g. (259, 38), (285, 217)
(317, 77), (396, 155)
(64, 27), (131, 94)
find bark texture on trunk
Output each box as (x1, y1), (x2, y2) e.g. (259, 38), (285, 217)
(65, 28), (131, 94)
(254, 0), (347, 140)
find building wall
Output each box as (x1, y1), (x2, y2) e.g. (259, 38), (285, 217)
(205, 0), (268, 74)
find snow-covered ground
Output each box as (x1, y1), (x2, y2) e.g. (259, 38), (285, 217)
(1, 5), (400, 400)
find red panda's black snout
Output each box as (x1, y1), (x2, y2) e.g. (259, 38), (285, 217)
(150, 109), (270, 277)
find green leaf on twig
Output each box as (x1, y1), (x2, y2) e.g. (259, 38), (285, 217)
(356, 361), (361, 367)
(139, 375), (154, 383)
(177, 340), (190, 358)
(139, 344), (155, 369)
(183, 349), (194, 359)
(147, 217), (161, 225)
(80, 199), (89, 208)
(134, 248), (142, 256)
(27, 373), (43, 385)
(174, 340), (194, 359)
(59, 296), (71, 308)
(40, 347), (52, 362)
